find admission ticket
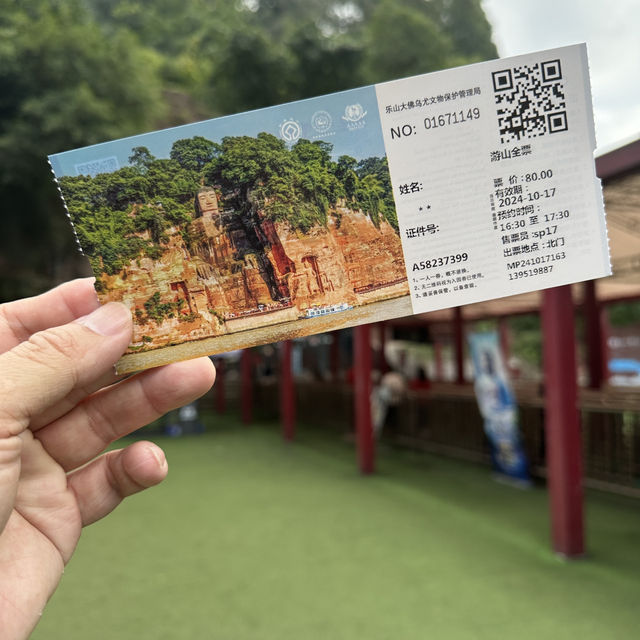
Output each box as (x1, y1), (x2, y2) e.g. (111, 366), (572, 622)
(50, 44), (609, 373)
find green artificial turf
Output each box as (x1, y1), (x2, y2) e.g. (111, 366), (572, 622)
(33, 415), (640, 639)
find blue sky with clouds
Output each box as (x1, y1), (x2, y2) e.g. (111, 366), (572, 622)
(49, 85), (385, 177)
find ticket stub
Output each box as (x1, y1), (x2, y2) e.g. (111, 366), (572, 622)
(49, 44), (609, 373)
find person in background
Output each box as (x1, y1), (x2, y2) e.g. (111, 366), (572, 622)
(372, 366), (407, 437)
(0, 278), (216, 639)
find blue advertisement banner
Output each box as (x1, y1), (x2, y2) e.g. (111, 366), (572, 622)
(468, 331), (529, 483)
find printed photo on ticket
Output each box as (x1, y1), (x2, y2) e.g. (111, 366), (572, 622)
(49, 44), (610, 373)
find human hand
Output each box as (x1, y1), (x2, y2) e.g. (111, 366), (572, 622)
(0, 278), (215, 638)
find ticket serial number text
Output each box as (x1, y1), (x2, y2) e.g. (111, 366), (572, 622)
(389, 109), (480, 140)
(412, 252), (469, 271)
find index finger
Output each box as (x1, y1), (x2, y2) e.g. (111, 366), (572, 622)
(0, 278), (99, 352)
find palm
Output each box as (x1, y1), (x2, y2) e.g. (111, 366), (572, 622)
(2, 432), (82, 603)
(0, 278), (215, 638)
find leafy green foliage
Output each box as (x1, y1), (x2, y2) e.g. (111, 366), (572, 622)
(1, 0), (497, 300)
(355, 156), (397, 230)
(59, 133), (400, 277)
(138, 291), (199, 325)
(143, 291), (184, 323)
(59, 145), (199, 274)
(0, 0), (163, 299)
(364, 0), (460, 82)
(607, 301), (640, 328)
(509, 315), (542, 369)
(170, 137), (220, 173)
(72, 206), (145, 275)
(205, 133), (398, 232)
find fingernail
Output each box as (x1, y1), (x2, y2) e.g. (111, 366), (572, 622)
(76, 303), (131, 337)
(148, 444), (168, 469)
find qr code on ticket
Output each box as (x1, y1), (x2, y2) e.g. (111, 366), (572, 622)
(492, 59), (567, 144)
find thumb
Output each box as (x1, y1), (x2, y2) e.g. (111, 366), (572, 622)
(0, 302), (131, 535)
(0, 302), (132, 440)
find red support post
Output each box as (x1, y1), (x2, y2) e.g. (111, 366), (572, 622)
(541, 285), (584, 557)
(379, 322), (389, 373)
(241, 349), (253, 424)
(354, 325), (375, 474)
(584, 280), (604, 389)
(600, 304), (611, 385)
(215, 358), (226, 414)
(434, 339), (443, 382)
(280, 340), (296, 441)
(330, 331), (340, 382)
(453, 307), (465, 385)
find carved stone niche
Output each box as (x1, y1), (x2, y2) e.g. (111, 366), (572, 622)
(301, 254), (325, 293)
(169, 280), (192, 310)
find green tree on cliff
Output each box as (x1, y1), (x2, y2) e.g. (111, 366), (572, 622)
(334, 156), (359, 201)
(291, 140), (341, 218)
(129, 147), (156, 174)
(68, 204), (146, 276)
(356, 156), (396, 228)
(170, 137), (220, 173)
(201, 134), (398, 232)
(59, 130), (402, 274)
(60, 143), (202, 273)
(2, 0), (497, 299)
(204, 133), (297, 210)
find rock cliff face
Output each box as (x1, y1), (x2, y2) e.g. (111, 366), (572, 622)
(100, 187), (409, 351)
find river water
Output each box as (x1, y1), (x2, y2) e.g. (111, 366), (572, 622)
(118, 294), (414, 374)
